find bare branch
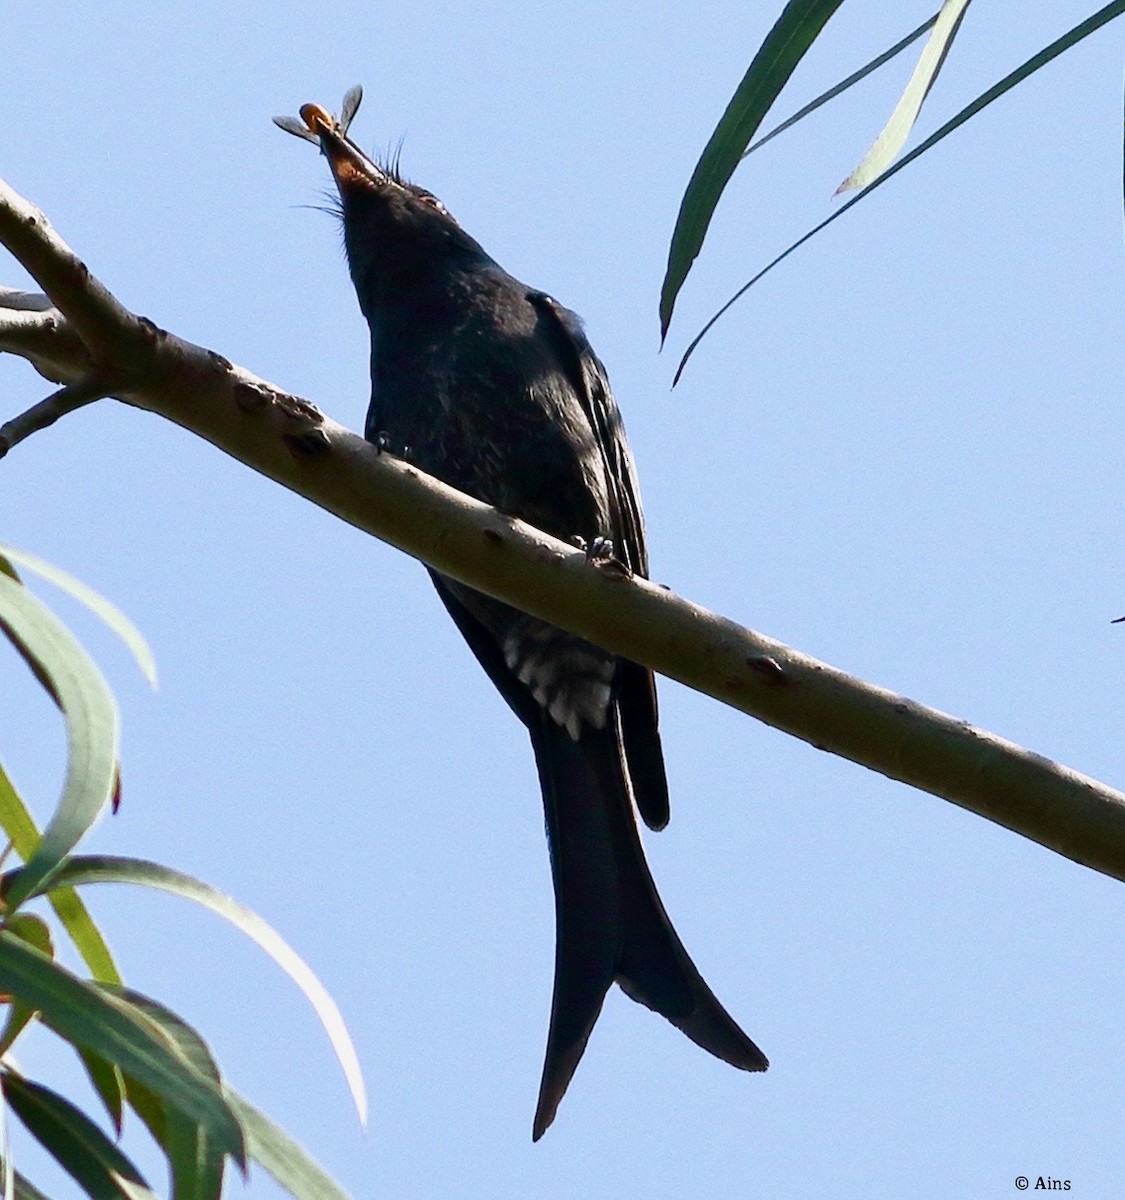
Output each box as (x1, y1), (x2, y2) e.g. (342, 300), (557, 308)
(0, 287), (53, 312)
(0, 178), (141, 360)
(0, 301), (88, 385)
(0, 379), (108, 457)
(2, 171), (1124, 884)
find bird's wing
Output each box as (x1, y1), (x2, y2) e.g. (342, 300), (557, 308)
(526, 291), (646, 574)
(526, 291), (668, 830)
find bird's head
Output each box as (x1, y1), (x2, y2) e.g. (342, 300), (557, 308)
(277, 88), (486, 310)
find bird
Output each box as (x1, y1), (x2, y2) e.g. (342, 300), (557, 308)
(279, 88), (767, 1139)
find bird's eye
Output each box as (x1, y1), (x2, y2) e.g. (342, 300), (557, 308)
(418, 193), (447, 213)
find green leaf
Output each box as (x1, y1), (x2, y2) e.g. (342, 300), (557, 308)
(1, 1074), (155, 1200)
(0, 1049), (12, 1200)
(659, 0), (847, 337)
(742, 11), (940, 160)
(226, 1091), (353, 1200)
(3, 916), (52, 959)
(0, 934), (245, 1168)
(12, 1171), (56, 1200)
(0, 560), (58, 709)
(40, 885), (120, 985)
(0, 764), (121, 985)
(110, 991), (220, 1090)
(111, 991), (226, 1200)
(675, 0), (1125, 380)
(0, 545), (156, 688)
(0, 575), (118, 909)
(0, 916), (55, 1056)
(837, 0), (973, 192)
(0, 992), (37, 1059)
(118, 1075), (166, 1160)
(37, 855), (368, 1126)
(162, 1124), (223, 1200)
(0, 764), (50, 865)
(76, 1048), (127, 1137)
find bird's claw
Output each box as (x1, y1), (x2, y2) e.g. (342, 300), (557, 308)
(570, 534), (614, 561)
(570, 534), (630, 576)
(371, 431), (412, 462)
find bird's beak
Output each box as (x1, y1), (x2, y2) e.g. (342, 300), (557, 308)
(298, 102), (390, 194)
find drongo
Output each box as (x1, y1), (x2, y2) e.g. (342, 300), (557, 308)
(281, 90), (767, 1138)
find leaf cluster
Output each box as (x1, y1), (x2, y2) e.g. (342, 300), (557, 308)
(0, 548), (363, 1199)
(661, 1), (1125, 378)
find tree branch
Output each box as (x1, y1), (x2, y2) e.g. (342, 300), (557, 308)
(2, 172), (1123, 883)
(0, 378), (108, 456)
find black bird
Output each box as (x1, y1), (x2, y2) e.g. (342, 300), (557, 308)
(283, 91), (767, 1138)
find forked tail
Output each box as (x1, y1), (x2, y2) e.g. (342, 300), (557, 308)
(531, 713), (767, 1140)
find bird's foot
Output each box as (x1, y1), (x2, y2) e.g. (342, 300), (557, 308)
(571, 534), (613, 560)
(371, 430), (412, 462)
(571, 534), (632, 579)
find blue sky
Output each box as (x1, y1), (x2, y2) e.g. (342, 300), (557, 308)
(3, 2), (1124, 1196)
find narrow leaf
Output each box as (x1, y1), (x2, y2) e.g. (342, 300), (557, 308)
(743, 11), (940, 159)
(118, 1075), (166, 1159)
(12, 1172), (54, 1200)
(107, 1180), (154, 1200)
(112, 991), (226, 1200)
(0, 1000), (36, 1060)
(226, 1091), (353, 1200)
(0, 1052), (12, 1200)
(3, 917), (52, 959)
(2, 1074), (155, 1200)
(0, 545), (156, 687)
(76, 1049), (126, 1136)
(0, 935), (245, 1167)
(0, 558), (57, 710)
(838, 0), (973, 192)
(0, 768), (121, 984)
(660, 0), (847, 337)
(0, 576), (118, 909)
(111, 991), (221, 1091)
(675, 0), (1125, 380)
(0, 917), (54, 1057)
(0, 765), (121, 984)
(38, 855), (368, 1126)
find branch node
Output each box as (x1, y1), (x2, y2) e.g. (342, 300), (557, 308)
(276, 392), (328, 457)
(137, 315), (168, 342)
(746, 654), (786, 684)
(283, 428), (331, 458)
(275, 394), (325, 425)
(233, 381), (270, 412)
